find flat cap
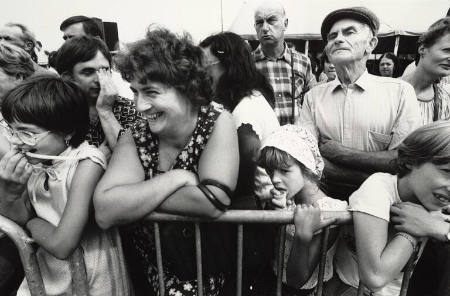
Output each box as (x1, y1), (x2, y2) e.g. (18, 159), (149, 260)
(321, 7), (379, 41)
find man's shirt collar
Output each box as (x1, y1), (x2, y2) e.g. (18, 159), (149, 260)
(254, 42), (291, 62)
(331, 70), (370, 92)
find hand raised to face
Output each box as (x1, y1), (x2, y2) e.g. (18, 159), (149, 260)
(0, 148), (33, 200)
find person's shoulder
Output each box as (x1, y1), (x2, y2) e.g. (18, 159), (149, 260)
(362, 172), (396, 187)
(233, 91), (276, 119)
(73, 141), (108, 169)
(289, 47), (310, 63)
(351, 172), (397, 201)
(316, 195), (348, 211)
(305, 80), (337, 101)
(252, 45), (264, 60)
(367, 73), (412, 88)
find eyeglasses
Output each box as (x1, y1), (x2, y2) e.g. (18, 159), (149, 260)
(0, 120), (51, 146)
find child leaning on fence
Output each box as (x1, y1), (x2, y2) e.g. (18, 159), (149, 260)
(0, 76), (131, 296)
(332, 120), (450, 296)
(258, 125), (348, 295)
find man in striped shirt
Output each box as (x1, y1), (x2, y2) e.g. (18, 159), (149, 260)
(298, 7), (421, 200)
(252, 1), (315, 126)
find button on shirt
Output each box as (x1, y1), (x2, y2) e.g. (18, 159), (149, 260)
(299, 71), (421, 151)
(253, 44), (315, 125)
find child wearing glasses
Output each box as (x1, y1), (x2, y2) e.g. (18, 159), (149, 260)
(0, 75), (131, 296)
(258, 125), (348, 295)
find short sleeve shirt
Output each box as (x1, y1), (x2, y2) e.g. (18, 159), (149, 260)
(335, 173), (426, 296)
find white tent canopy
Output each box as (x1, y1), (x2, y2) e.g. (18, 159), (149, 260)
(229, 0), (450, 40)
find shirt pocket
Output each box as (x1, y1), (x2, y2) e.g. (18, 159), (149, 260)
(368, 130), (392, 150)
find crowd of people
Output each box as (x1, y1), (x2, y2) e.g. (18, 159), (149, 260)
(0, 1), (449, 296)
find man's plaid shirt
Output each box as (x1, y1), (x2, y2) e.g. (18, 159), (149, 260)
(253, 44), (315, 125)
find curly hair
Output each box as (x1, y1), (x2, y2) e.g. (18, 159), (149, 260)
(397, 121), (450, 178)
(115, 27), (212, 106)
(199, 32), (275, 111)
(0, 42), (35, 79)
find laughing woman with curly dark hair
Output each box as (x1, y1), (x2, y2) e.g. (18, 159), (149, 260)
(94, 28), (239, 295)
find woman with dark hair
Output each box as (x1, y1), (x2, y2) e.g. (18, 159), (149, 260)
(317, 52), (336, 83)
(378, 52), (400, 78)
(402, 17), (450, 125)
(199, 32), (279, 295)
(94, 28), (239, 295)
(199, 31), (279, 205)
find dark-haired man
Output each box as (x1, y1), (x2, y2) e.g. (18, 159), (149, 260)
(60, 15), (103, 40)
(54, 36), (140, 149)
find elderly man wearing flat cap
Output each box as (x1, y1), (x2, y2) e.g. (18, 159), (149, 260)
(298, 7), (421, 200)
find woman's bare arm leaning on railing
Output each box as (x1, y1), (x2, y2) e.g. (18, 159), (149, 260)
(94, 111), (239, 229)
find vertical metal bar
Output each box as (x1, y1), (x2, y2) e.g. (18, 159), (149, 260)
(305, 40), (310, 56)
(276, 225), (287, 296)
(0, 215), (45, 296)
(154, 222), (165, 296)
(195, 223), (203, 296)
(69, 247), (88, 296)
(400, 248), (420, 296)
(236, 224), (243, 296)
(316, 227), (330, 296)
(357, 281), (365, 296)
(220, 0), (224, 32)
(394, 35), (400, 55)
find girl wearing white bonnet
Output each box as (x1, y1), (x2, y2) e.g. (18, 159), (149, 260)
(259, 125), (348, 295)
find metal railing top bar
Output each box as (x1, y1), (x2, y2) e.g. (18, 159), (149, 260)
(145, 210), (352, 224)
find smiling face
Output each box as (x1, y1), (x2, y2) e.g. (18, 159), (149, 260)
(406, 162), (450, 211)
(68, 50), (110, 101)
(379, 56), (395, 77)
(325, 19), (377, 66)
(130, 80), (195, 137)
(6, 121), (67, 164)
(254, 3), (287, 47)
(419, 33), (450, 78)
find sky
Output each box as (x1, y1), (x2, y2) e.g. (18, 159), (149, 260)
(1, 0), (448, 51)
(1, 0), (243, 51)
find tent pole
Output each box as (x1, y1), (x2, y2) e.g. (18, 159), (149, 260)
(394, 36), (400, 55)
(220, 0), (223, 32)
(305, 40), (309, 56)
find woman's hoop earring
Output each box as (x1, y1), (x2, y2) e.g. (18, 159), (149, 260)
(65, 138), (70, 146)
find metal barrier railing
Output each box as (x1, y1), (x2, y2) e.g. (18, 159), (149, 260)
(0, 215), (89, 296)
(0, 210), (418, 296)
(145, 210), (351, 296)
